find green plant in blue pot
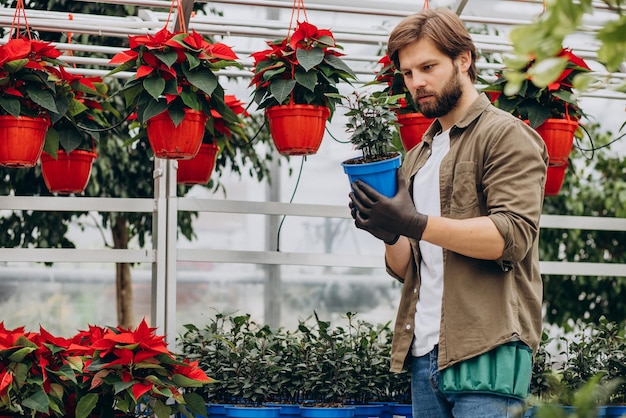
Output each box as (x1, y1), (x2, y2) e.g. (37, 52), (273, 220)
(337, 90), (403, 198)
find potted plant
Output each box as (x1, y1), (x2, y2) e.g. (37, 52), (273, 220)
(39, 68), (117, 194)
(0, 35), (67, 168)
(250, 20), (356, 156)
(373, 54), (434, 152)
(177, 94), (248, 186)
(0, 319), (211, 418)
(338, 90), (403, 198)
(483, 47), (592, 196)
(108, 27), (243, 160)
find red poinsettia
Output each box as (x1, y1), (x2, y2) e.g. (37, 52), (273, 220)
(108, 27), (242, 126)
(0, 320), (212, 418)
(0, 36), (65, 118)
(371, 54), (420, 114)
(250, 20), (356, 114)
(484, 47), (591, 128)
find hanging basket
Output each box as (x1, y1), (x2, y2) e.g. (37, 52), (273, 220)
(176, 142), (219, 185)
(534, 118), (578, 165)
(146, 108), (208, 159)
(0, 115), (49, 168)
(40, 149), (97, 194)
(265, 104), (330, 156)
(545, 162), (568, 197)
(397, 112), (435, 151)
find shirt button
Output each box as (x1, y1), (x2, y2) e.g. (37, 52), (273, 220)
(406, 324), (411, 330)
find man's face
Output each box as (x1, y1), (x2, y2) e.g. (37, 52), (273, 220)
(398, 39), (463, 119)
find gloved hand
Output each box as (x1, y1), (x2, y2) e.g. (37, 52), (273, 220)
(349, 200), (400, 245)
(348, 170), (428, 241)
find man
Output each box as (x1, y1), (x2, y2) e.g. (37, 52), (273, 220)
(349, 8), (548, 418)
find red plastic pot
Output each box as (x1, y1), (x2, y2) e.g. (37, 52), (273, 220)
(0, 115), (49, 168)
(397, 112), (434, 151)
(534, 118), (578, 165)
(146, 108), (208, 159)
(545, 162), (568, 196)
(177, 143), (219, 185)
(265, 104), (330, 156)
(40, 149), (97, 194)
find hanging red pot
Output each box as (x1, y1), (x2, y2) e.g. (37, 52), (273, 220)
(146, 108), (208, 159)
(0, 115), (49, 168)
(40, 149), (97, 194)
(265, 104), (330, 156)
(177, 142), (219, 185)
(397, 112), (435, 151)
(533, 118), (578, 165)
(545, 162), (568, 197)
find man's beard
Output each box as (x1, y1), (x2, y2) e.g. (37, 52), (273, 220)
(414, 65), (463, 119)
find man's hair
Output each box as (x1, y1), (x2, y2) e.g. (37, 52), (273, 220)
(387, 8), (477, 83)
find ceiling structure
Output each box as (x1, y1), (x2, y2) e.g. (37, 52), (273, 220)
(0, 0), (623, 115)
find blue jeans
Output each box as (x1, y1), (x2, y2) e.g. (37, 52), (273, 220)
(411, 347), (526, 418)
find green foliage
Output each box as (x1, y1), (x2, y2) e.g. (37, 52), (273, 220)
(339, 90), (402, 162)
(539, 123), (626, 329)
(178, 312), (410, 406)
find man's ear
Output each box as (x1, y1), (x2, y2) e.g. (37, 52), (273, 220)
(457, 50), (472, 74)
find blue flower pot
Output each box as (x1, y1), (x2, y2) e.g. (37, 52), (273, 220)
(342, 153), (402, 198)
(353, 404), (383, 417)
(225, 405), (281, 417)
(207, 403), (231, 417)
(606, 406), (626, 417)
(263, 403), (302, 416)
(389, 404), (412, 418)
(300, 406), (356, 417)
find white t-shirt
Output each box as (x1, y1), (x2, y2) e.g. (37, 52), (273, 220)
(411, 128), (450, 357)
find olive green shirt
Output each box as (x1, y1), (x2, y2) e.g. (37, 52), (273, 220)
(387, 94), (548, 372)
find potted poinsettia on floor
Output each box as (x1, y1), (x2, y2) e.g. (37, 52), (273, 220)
(40, 67), (118, 194)
(483, 47), (592, 196)
(373, 54), (434, 152)
(0, 35), (67, 168)
(250, 20), (356, 156)
(107, 28), (243, 160)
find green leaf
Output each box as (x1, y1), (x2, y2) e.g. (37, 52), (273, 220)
(297, 47), (324, 72)
(26, 85), (58, 113)
(43, 127), (60, 157)
(324, 54), (356, 79)
(141, 99), (168, 122)
(295, 71), (317, 92)
(184, 392), (209, 417)
(0, 96), (21, 118)
(527, 57), (568, 88)
(21, 389), (49, 414)
(183, 66), (217, 96)
(269, 79), (296, 104)
(155, 49), (179, 68)
(143, 76), (166, 100)
(153, 398), (172, 418)
(76, 393), (98, 418)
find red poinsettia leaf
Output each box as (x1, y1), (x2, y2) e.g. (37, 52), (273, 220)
(109, 50), (138, 65)
(3, 38), (33, 61)
(559, 48), (591, 70)
(30, 39), (62, 59)
(132, 382), (154, 401)
(136, 65), (155, 79)
(3, 87), (24, 97)
(182, 30), (205, 50)
(204, 43), (238, 61)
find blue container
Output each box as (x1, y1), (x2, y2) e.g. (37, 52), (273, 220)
(225, 405), (281, 417)
(370, 402), (396, 418)
(606, 406), (626, 418)
(263, 403), (302, 416)
(207, 403), (230, 417)
(353, 404), (383, 417)
(342, 153), (402, 198)
(300, 406), (356, 417)
(390, 404), (412, 418)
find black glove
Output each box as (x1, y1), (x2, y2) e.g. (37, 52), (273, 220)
(349, 200), (400, 245)
(348, 170), (428, 241)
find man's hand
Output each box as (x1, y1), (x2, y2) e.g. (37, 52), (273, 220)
(348, 170), (428, 241)
(349, 200), (400, 245)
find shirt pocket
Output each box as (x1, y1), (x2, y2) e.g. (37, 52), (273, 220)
(450, 161), (480, 218)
